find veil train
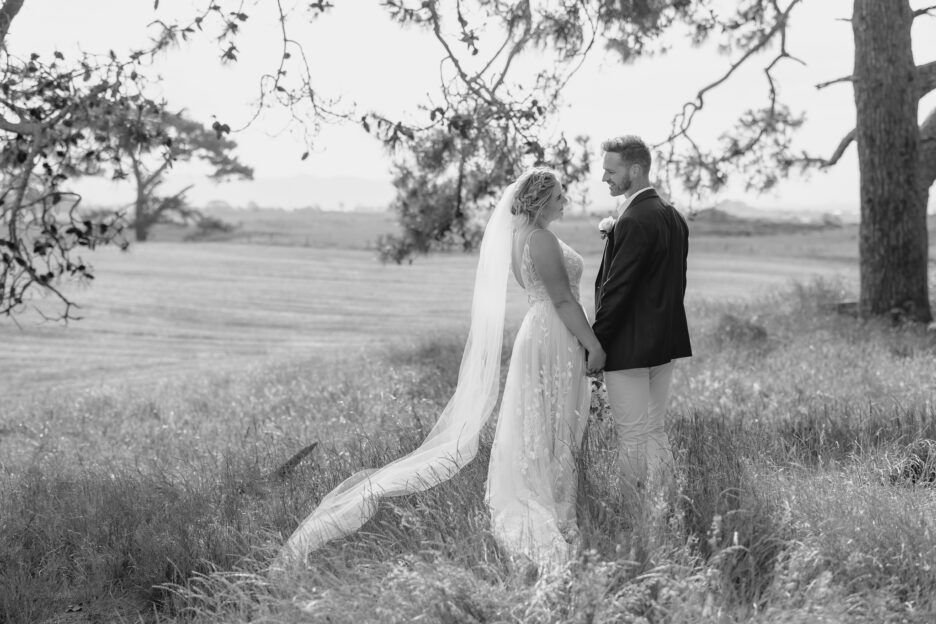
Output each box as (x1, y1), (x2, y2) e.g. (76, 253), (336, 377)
(275, 182), (518, 566)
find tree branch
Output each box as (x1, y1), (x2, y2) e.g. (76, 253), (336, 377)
(787, 127), (856, 169)
(918, 105), (936, 192)
(0, 112), (38, 134)
(150, 184), (194, 221)
(547, 1), (600, 105)
(2, 80), (108, 136)
(475, 26), (520, 89)
(912, 4), (936, 18)
(823, 127), (857, 167)
(816, 74), (853, 90)
(656, 0), (804, 151)
(9, 127), (41, 242)
(232, 0), (346, 135)
(143, 157), (173, 189)
(165, 184), (193, 203)
(425, 3), (495, 107)
(916, 60), (936, 99)
(0, 0), (25, 48)
(489, 12), (531, 94)
(656, 0), (806, 195)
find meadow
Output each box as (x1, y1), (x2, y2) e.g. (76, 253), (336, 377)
(1, 211), (935, 623)
(0, 211), (860, 402)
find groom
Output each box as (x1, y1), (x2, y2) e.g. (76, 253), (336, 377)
(593, 135), (692, 491)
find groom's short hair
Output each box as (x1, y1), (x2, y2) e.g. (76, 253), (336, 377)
(602, 135), (651, 172)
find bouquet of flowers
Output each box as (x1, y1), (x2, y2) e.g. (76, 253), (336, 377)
(589, 376), (611, 422)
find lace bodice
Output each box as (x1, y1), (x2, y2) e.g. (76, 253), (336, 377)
(518, 232), (584, 305)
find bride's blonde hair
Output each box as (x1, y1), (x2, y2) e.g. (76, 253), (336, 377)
(511, 167), (560, 221)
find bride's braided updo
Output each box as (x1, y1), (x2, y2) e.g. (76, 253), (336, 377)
(511, 167), (560, 222)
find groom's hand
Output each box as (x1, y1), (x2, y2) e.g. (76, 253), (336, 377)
(586, 346), (606, 376)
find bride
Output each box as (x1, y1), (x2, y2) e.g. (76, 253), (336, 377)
(276, 168), (605, 570)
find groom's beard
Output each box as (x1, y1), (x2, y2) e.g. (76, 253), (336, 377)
(614, 174), (634, 197)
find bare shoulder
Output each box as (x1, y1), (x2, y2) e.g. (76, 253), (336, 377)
(527, 228), (562, 259)
(528, 228), (569, 284)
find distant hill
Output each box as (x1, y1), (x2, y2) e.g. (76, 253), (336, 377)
(64, 172), (397, 213)
(199, 175), (395, 211)
(585, 195), (861, 226)
(147, 205), (399, 248)
(687, 201), (844, 236)
(711, 199), (858, 225)
(690, 207), (739, 223)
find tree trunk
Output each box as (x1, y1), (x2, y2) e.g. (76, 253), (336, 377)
(132, 159), (150, 242)
(921, 107), (936, 289)
(134, 193), (150, 242)
(920, 106), (936, 192)
(852, 0), (931, 322)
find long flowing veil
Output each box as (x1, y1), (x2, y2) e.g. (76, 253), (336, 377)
(275, 182), (518, 566)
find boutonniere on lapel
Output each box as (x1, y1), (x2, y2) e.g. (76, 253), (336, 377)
(598, 215), (616, 240)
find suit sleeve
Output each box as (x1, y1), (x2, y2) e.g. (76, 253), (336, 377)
(592, 216), (651, 345)
(682, 214), (689, 297)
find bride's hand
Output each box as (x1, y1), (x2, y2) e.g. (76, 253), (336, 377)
(586, 345), (606, 376)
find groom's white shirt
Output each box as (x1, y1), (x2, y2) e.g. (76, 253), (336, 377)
(617, 186), (654, 216)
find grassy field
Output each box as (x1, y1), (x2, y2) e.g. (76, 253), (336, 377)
(155, 207), (400, 249)
(1, 212), (867, 401)
(2, 212), (935, 623)
(165, 204), (858, 255)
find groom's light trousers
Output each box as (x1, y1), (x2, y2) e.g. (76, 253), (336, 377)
(604, 361), (676, 491)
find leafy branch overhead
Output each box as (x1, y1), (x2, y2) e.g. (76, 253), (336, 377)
(0, 35), (147, 318)
(154, 1), (932, 198)
(146, 1), (598, 259)
(3, 0), (934, 322)
(72, 1), (936, 321)
(361, 0), (934, 321)
(172, 1), (883, 253)
(0, 0), (256, 318)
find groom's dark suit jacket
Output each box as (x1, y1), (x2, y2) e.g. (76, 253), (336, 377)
(593, 188), (692, 371)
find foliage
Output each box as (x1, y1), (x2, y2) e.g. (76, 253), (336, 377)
(358, 0), (822, 254)
(0, 43), (143, 318)
(167, 0), (935, 320)
(183, 214), (239, 242)
(377, 126), (590, 263)
(0, 1), (233, 318)
(370, 1), (600, 261)
(0, 0), (267, 318)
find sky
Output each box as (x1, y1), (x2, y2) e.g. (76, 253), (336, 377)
(8, 1), (936, 215)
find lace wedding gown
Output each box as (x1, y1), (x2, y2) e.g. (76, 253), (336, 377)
(486, 231), (591, 568)
(275, 183), (590, 572)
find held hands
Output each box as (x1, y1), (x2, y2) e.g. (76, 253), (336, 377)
(586, 345), (606, 376)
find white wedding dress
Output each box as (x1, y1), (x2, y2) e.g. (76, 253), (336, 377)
(274, 180), (590, 572)
(486, 231), (591, 567)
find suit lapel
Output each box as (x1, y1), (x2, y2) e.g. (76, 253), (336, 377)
(597, 222), (616, 287)
(597, 189), (661, 295)
(601, 228), (614, 268)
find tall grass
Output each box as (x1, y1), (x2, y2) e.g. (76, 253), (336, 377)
(2, 279), (936, 623)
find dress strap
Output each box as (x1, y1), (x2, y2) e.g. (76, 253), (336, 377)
(513, 227), (543, 289)
(522, 227), (551, 277)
